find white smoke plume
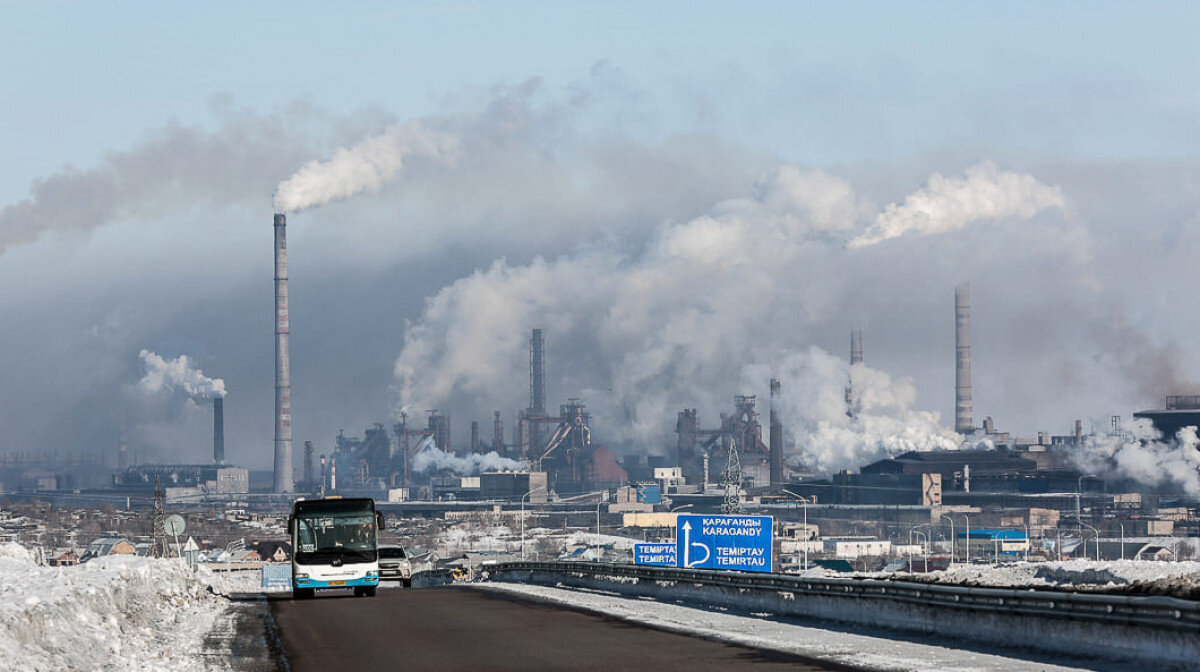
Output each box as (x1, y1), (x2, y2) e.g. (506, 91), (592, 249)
(745, 349), (961, 473)
(411, 448), (523, 475)
(137, 349), (226, 400)
(1071, 418), (1200, 496)
(848, 161), (1067, 249)
(273, 121), (462, 212)
(392, 163), (1018, 472)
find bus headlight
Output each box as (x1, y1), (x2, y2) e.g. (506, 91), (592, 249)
(365, 571), (378, 579)
(295, 573), (309, 580)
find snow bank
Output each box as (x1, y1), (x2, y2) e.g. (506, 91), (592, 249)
(0, 542), (228, 671)
(563, 532), (641, 550)
(831, 559), (1200, 596)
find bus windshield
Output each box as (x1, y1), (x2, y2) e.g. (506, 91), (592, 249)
(294, 500), (377, 564)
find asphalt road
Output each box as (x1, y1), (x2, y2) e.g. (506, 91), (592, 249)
(269, 586), (857, 671)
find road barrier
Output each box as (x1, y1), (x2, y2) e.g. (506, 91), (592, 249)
(409, 567), (458, 588)
(482, 561), (1200, 668)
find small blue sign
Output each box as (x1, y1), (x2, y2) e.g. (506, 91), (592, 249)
(633, 543), (677, 566)
(676, 514), (773, 573)
(636, 483), (662, 504)
(262, 563), (293, 591)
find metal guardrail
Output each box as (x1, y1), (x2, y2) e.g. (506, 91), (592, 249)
(483, 561), (1200, 632)
(409, 567), (458, 587)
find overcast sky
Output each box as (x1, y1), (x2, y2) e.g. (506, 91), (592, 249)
(1, 1), (1197, 470)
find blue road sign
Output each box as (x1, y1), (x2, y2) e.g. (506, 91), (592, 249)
(633, 543), (678, 566)
(676, 514), (773, 573)
(262, 563), (293, 591)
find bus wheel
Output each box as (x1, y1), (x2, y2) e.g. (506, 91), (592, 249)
(293, 588), (315, 600)
(364, 586), (377, 597)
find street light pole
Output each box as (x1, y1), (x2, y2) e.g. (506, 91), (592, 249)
(520, 486), (547, 561)
(1080, 522), (1100, 561)
(782, 488), (815, 571)
(940, 515), (955, 564)
(595, 497), (603, 560)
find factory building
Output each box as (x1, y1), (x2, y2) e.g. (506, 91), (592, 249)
(1134, 396), (1200, 440)
(480, 471), (548, 502)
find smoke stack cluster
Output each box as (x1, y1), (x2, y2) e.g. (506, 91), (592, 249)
(213, 396), (225, 464)
(769, 378), (783, 486)
(273, 213), (294, 493)
(955, 283), (974, 434)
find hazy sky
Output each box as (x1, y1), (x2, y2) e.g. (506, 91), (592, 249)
(1, 1), (1197, 470)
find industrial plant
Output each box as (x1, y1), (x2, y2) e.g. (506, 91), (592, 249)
(3, 214), (1197, 574)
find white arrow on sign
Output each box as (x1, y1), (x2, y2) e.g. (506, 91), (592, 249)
(680, 520), (710, 567)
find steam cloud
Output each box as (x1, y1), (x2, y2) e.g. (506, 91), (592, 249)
(137, 349), (226, 400)
(848, 161), (1066, 249)
(1072, 418), (1200, 496)
(392, 163), (1040, 472)
(272, 121), (462, 212)
(411, 448), (524, 475)
(746, 349), (961, 472)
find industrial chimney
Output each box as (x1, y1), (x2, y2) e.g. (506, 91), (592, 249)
(850, 330), (864, 365)
(471, 421), (480, 454)
(273, 213), (294, 493)
(530, 328), (546, 414)
(493, 411), (504, 456)
(954, 283), (974, 434)
(769, 379), (783, 486)
(529, 328), (546, 454)
(213, 396), (225, 464)
(118, 436), (128, 471)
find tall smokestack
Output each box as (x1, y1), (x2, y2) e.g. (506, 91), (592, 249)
(769, 379), (783, 486)
(530, 329), (545, 414)
(273, 213), (294, 493)
(213, 396), (225, 464)
(471, 421), (480, 454)
(955, 283), (974, 434)
(493, 411), (504, 456)
(118, 436), (128, 471)
(850, 330), (864, 365)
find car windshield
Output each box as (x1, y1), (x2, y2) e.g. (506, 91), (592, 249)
(379, 547), (406, 559)
(294, 505), (377, 564)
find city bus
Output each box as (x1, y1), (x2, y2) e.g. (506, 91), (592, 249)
(288, 497), (385, 598)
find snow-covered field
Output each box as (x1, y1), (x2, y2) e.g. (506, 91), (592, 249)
(0, 543), (234, 671)
(474, 583), (1105, 672)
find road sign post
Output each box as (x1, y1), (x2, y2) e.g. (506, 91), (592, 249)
(676, 514), (772, 573)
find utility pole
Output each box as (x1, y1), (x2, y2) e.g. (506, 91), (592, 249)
(721, 438), (744, 514)
(151, 477), (167, 558)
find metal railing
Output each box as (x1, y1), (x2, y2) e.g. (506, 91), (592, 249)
(482, 561), (1200, 632)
